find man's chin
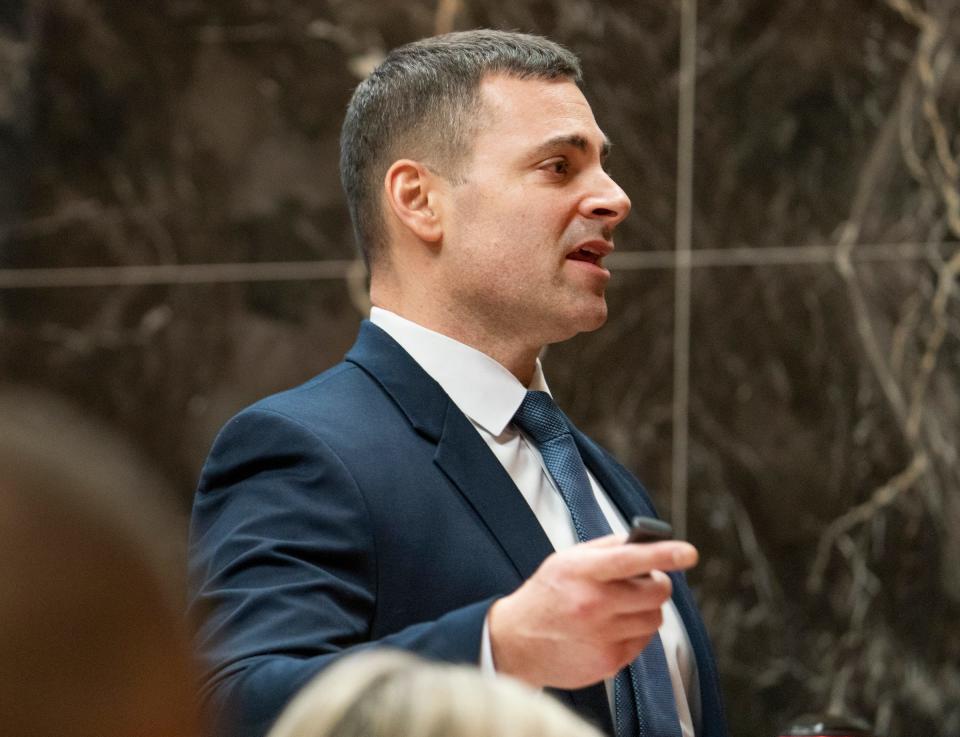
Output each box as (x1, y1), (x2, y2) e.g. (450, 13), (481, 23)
(577, 294), (609, 330)
(547, 300), (608, 342)
(581, 304), (609, 332)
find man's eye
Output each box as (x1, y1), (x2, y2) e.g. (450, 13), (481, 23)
(542, 159), (569, 176)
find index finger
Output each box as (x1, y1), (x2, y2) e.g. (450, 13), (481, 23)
(572, 540), (699, 582)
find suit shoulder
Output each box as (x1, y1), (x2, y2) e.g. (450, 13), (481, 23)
(248, 360), (363, 409)
(223, 360), (396, 439)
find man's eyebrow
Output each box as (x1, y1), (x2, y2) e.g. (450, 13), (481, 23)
(528, 134), (613, 161)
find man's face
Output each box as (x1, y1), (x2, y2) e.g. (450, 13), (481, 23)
(438, 74), (631, 347)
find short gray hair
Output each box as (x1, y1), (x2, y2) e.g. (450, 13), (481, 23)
(339, 29), (583, 269)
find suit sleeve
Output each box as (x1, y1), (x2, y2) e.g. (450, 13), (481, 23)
(188, 408), (495, 737)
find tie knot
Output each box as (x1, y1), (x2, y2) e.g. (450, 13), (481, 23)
(512, 391), (570, 444)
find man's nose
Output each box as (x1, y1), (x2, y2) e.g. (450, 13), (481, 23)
(580, 170), (632, 227)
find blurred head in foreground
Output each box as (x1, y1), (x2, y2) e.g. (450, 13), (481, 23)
(267, 650), (605, 737)
(0, 387), (201, 737)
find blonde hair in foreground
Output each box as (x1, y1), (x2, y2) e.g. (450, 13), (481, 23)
(268, 650), (606, 737)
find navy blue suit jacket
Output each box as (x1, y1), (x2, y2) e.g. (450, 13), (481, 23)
(189, 321), (728, 737)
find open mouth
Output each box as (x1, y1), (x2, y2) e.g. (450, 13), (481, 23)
(566, 246), (602, 265)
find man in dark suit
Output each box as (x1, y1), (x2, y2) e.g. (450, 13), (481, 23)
(189, 29), (728, 737)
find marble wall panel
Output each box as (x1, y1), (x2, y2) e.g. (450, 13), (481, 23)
(685, 2), (960, 730)
(8, 0), (681, 271)
(688, 261), (960, 737)
(1, 278), (361, 500)
(0, 0), (31, 231)
(692, 0), (922, 251)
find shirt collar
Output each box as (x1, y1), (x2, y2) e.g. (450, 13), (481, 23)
(369, 307), (550, 436)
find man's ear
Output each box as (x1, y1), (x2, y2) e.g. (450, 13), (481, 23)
(383, 159), (444, 243)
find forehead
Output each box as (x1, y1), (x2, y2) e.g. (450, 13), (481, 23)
(474, 74), (608, 157)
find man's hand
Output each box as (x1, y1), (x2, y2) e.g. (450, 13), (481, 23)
(487, 534), (698, 689)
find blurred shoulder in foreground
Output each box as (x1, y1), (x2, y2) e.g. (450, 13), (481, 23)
(0, 386), (202, 737)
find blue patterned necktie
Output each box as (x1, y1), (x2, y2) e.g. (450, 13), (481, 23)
(513, 390), (683, 737)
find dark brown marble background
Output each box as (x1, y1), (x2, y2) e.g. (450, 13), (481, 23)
(2, 1), (959, 736)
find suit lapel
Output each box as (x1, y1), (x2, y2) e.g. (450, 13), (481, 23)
(346, 321), (449, 439)
(346, 321), (554, 581)
(433, 401), (556, 579)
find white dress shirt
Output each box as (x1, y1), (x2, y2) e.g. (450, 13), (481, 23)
(370, 307), (701, 736)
